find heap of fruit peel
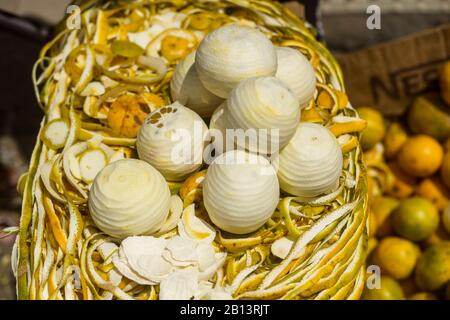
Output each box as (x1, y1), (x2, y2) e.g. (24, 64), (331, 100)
(360, 62), (450, 300)
(14, 0), (368, 300)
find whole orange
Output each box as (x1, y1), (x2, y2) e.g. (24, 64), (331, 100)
(392, 197), (439, 242)
(372, 237), (420, 280)
(398, 135), (443, 178)
(362, 276), (405, 300)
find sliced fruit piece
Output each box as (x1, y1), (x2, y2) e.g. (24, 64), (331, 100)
(68, 151), (82, 180)
(41, 119), (70, 150)
(78, 148), (108, 184)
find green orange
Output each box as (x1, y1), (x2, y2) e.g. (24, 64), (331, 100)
(362, 276), (405, 300)
(392, 197), (439, 242)
(415, 242), (450, 292)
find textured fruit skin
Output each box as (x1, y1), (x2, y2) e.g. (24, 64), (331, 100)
(384, 122), (408, 159)
(408, 95), (450, 141)
(415, 242), (450, 292)
(362, 276), (405, 300)
(440, 61), (450, 106)
(440, 151), (450, 190)
(392, 197), (439, 242)
(372, 237), (419, 280)
(357, 107), (386, 151)
(107, 95), (153, 138)
(397, 135), (443, 178)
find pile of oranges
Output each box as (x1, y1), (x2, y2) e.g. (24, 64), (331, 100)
(360, 61), (450, 300)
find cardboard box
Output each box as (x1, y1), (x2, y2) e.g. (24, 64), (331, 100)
(284, 1), (305, 19)
(0, 0), (71, 24)
(337, 24), (450, 116)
